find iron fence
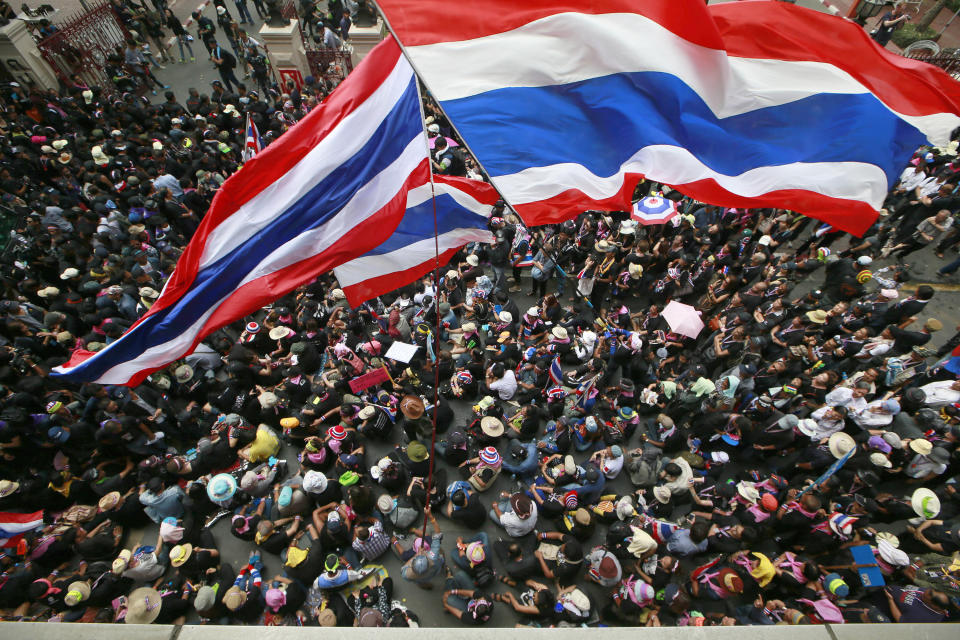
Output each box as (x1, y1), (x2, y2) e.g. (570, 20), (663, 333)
(304, 48), (352, 85)
(35, 0), (129, 89)
(903, 49), (960, 80)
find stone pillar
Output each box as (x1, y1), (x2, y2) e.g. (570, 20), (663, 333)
(348, 17), (386, 68)
(258, 19), (310, 89)
(0, 19), (58, 90)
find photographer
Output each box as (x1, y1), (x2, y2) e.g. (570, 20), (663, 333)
(872, 3), (911, 47)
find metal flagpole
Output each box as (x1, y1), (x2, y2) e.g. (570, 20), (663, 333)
(375, 10), (524, 219)
(413, 73), (443, 543)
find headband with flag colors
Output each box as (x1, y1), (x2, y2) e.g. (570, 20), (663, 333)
(334, 174), (497, 307)
(377, 0), (960, 235)
(52, 36), (428, 386)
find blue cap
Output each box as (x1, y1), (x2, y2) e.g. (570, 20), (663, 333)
(279, 486), (293, 507)
(47, 426), (70, 443)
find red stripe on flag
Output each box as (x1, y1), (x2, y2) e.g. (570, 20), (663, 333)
(342, 245), (464, 308)
(377, 0), (723, 50)
(710, 2), (960, 119)
(513, 172), (877, 236)
(136, 36), (405, 327)
(0, 510), (43, 526)
(121, 161), (430, 387)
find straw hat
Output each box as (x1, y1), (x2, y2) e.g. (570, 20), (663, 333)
(222, 585), (246, 611)
(875, 531), (899, 548)
(805, 309), (827, 324)
(911, 488), (941, 519)
(552, 326), (568, 340)
(98, 491), (121, 511)
(627, 526), (656, 557)
(909, 439), (933, 456)
(869, 452), (893, 468)
(174, 364), (194, 383)
(63, 580), (90, 606)
(376, 494), (395, 513)
(737, 481), (760, 504)
(358, 405), (376, 420)
(0, 480), (19, 497)
(796, 418), (818, 437)
(828, 432), (856, 459)
(653, 485), (672, 504)
(317, 608), (337, 626)
(125, 587), (163, 624)
(169, 543), (193, 567)
(269, 326), (292, 340)
(480, 416), (504, 437)
(112, 549), (132, 575)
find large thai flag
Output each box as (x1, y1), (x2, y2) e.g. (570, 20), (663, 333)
(0, 510), (43, 548)
(52, 37), (428, 385)
(377, 0), (960, 235)
(334, 175), (497, 307)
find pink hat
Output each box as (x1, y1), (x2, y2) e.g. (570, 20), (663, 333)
(265, 588), (286, 612)
(466, 541), (485, 564)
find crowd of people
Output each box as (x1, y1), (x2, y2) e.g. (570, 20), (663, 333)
(0, 0), (959, 629)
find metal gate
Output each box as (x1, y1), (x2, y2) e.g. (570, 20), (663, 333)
(281, 0), (353, 86)
(304, 48), (353, 84)
(35, 0), (129, 89)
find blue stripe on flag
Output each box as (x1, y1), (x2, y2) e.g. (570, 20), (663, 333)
(58, 76), (423, 382)
(365, 192), (489, 256)
(442, 71), (927, 185)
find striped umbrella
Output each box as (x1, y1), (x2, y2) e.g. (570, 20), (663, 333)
(631, 196), (679, 225)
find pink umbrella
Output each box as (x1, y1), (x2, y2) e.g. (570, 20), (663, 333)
(428, 135), (460, 150)
(661, 300), (704, 339)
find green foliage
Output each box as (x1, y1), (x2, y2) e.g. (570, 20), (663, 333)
(890, 22), (938, 48)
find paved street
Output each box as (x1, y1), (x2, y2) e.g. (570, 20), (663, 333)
(113, 233), (960, 627)
(18, 0), (960, 628)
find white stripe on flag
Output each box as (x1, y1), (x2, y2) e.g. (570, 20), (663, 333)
(199, 55), (417, 269)
(406, 11), (958, 143)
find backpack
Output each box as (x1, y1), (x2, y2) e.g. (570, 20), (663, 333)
(198, 17), (215, 36)
(627, 456), (657, 488)
(220, 49), (236, 70)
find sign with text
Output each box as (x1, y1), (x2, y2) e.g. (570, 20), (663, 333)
(348, 366), (391, 393)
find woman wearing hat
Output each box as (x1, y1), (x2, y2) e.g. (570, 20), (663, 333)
(169, 541), (221, 580)
(124, 584), (191, 625)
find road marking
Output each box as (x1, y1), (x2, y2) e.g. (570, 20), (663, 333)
(913, 281), (960, 292)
